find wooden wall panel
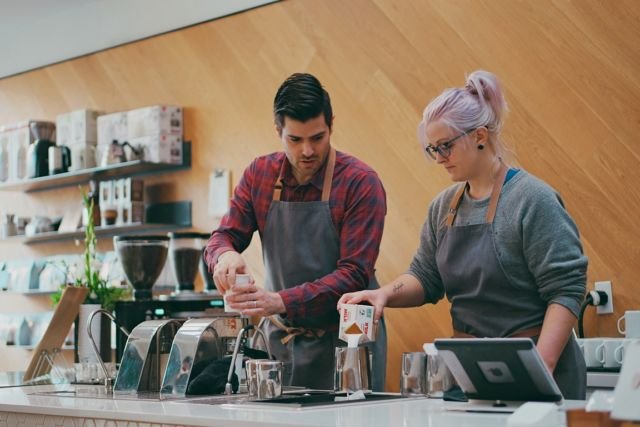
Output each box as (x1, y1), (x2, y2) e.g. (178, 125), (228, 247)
(1, 0), (639, 391)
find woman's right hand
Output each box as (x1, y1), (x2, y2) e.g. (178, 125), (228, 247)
(337, 289), (388, 323)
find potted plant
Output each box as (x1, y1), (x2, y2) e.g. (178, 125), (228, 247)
(52, 189), (130, 363)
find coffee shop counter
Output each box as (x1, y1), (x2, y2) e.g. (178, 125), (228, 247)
(0, 384), (589, 427)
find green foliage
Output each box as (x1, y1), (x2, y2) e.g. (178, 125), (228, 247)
(51, 187), (130, 311)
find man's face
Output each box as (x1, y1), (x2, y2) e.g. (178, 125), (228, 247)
(278, 115), (332, 184)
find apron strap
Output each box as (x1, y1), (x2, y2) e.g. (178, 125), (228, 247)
(445, 163), (509, 226)
(485, 164), (508, 223)
(272, 147), (337, 202)
(445, 184), (468, 226)
(321, 147), (336, 202)
(268, 315), (326, 345)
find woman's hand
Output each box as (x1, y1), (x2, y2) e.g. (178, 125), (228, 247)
(338, 289), (388, 323)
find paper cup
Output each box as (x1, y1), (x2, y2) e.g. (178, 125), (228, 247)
(223, 274), (250, 313)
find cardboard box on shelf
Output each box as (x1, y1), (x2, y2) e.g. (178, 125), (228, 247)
(127, 105), (182, 139)
(121, 177), (144, 202)
(68, 141), (97, 171)
(130, 134), (182, 164)
(113, 178), (144, 204)
(56, 109), (101, 146)
(99, 180), (114, 207)
(97, 111), (128, 146)
(0, 120), (53, 181)
(117, 201), (144, 225)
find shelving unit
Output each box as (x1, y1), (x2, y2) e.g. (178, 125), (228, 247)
(0, 142), (193, 244)
(0, 142), (191, 193)
(1, 290), (56, 296)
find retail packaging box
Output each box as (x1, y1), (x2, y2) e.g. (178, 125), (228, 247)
(0, 120), (53, 181)
(68, 141), (97, 171)
(114, 178), (144, 203)
(97, 111), (128, 146)
(99, 180), (115, 207)
(117, 201), (144, 225)
(130, 134), (182, 164)
(56, 109), (100, 146)
(127, 105), (182, 139)
(338, 303), (377, 344)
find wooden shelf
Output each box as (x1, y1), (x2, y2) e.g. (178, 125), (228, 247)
(0, 200), (192, 245)
(1, 289), (56, 296)
(22, 222), (190, 245)
(5, 344), (74, 351)
(0, 142), (191, 193)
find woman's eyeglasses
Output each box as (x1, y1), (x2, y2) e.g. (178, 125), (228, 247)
(425, 128), (475, 160)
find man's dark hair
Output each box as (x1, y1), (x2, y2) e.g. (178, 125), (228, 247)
(273, 73), (333, 130)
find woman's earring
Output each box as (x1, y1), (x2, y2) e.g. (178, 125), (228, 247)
(477, 144), (485, 150)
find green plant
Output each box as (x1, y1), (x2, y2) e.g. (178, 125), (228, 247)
(51, 189), (130, 311)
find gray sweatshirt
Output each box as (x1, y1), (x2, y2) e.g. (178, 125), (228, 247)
(408, 170), (587, 319)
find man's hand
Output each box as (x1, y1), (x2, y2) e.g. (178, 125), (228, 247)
(212, 251), (247, 293)
(225, 281), (287, 317)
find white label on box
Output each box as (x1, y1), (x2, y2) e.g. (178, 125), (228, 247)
(127, 105), (182, 139)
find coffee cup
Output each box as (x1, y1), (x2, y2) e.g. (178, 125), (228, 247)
(601, 338), (624, 368)
(617, 310), (640, 338)
(400, 352), (426, 396)
(616, 338), (638, 366)
(583, 338), (605, 368)
(223, 274), (251, 313)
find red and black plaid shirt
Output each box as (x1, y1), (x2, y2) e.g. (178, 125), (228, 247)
(205, 150), (386, 325)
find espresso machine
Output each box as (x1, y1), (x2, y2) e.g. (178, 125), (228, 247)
(113, 233), (230, 362)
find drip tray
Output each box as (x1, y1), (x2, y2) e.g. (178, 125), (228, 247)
(215, 391), (409, 409)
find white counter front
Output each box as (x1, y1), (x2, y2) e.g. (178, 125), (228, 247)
(0, 384), (582, 427)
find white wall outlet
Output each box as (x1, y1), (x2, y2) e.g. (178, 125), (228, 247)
(595, 281), (614, 315)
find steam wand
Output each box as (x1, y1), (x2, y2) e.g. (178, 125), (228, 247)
(87, 309), (130, 391)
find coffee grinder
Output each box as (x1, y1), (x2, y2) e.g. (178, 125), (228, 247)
(168, 232), (204, 295)
(26, 121), (56, 179)
(114, 235), (169, 300)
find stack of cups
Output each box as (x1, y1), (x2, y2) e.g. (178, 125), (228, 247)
(400, 344), (454, 398)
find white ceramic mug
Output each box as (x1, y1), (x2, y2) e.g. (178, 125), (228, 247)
(602, 338), (624, 368)
(617, 310), (640, 338)
(616, 338), (639, 366)
(583, 338), (605, 368)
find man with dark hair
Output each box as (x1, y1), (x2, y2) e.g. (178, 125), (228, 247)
(205, 73), (387, 390)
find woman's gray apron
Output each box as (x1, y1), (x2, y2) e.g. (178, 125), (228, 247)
(435, 165), (585, 399)
(260, 148), (387, 391)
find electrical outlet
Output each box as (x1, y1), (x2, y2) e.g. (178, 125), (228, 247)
(595, 281), (614, 314)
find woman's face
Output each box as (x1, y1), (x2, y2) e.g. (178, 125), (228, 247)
(424, 120), (481, 182)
